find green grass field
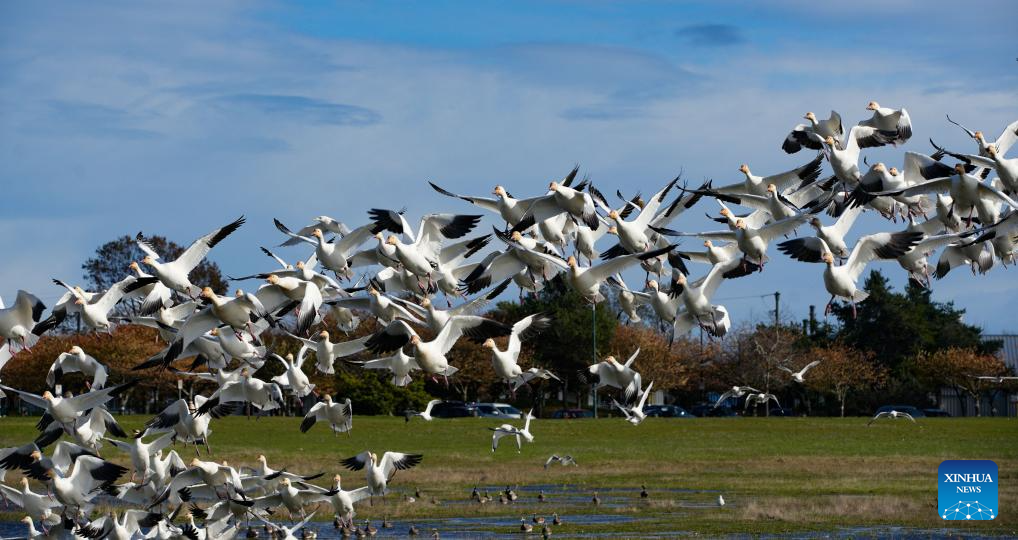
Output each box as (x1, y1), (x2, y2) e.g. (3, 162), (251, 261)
(1, 415), (1015, 536)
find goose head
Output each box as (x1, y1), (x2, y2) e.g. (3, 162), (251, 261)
(674, 273), (688, 286)
(266, 274), (280, 285)
(646, 279), (658, 291)
(766, 183), (777, 195)
(209, 327), (219, 337)
(323, 394), (333, 404)
(973, 130), (984, 142)
(312, 229), (325, 240)
(492, 185), (507, 197)
(954, 163), (966, 175)
(872, 162), (886, 172)
(703, 240), (713, 248)
(141, 255), (156, 267)
(409, 334), (421, 346)
(566, 256), (578, 269)
(368, 287), (379, 297)
(41, 391), (54, 402)
(548, 181), (560, 193)
(734, 219), (747, 230)
(510, 231), (523, 242)
(719, 207), (731, 218)
(420, 297), (432, 308)
(809, 217), (822, 230)
(129, 261), (141, 273)
(319, 330), (330, 340)
(738, 164), (751, 177)
(888, 166), (899, 176)
(482, 338), (496, 349)
(386, 235), (399, 246)
(823, 135), (837, 147)
(987, 144), (998, 157)
(608, 210), (619, 221)
(821, 252), (835, 265)
(334, 474), (342, 488)
(235, 289), (246, 297)
(69, 345), (84, 355)
(607, 226), (618, 236)
(804, 112), (816, 122)
(866, 101), (880, 111)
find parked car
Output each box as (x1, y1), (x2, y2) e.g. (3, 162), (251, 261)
(550, 408), (593, 419)
(874, 405), (926, 418)
(644, 404), (695, 418)
(690, 404), (740, 417)
(472, 402), (523, 419)
(923, 408), (951, 417)
(430, 401), (477, 418)
(767, 406), (796, 417)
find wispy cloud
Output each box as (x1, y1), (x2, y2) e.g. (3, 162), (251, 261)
(676, 23), (746, 47)
(210, 94), (381, 126)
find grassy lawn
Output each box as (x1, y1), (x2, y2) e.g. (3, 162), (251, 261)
(1, 415), (1015, 536)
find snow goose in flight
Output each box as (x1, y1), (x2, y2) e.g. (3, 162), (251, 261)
(277, 216), (351, 246)
(782, 111), (843, 154)
(509, 174), (601, 232)
(250, 478), (332, 521)
(777, 205), (863, 263)
(340, 451), (423, 496)
(363, 316), (509, 383)
(194, 368), (284, 416)
(405, 399), (441, 422)
(104, 432), (175, 483)
(893, 218), (965, 286)
(128, 261), (173, 315)
(582, 349), (642, 405)
(429, 234), (494, 300)
(161, 288), (266, 363)
(137, 216), (245, 297)
(0, 477), (62, 529)
(50, 275), (156, 333)
(346, 346), (421, 387)
(602, 177), (679, 255)
(544, 455), (577, 469)
(247, 455), (325, 487)
(713, 386), (760, 409)
(0, 290), (47, 351)
(822, 127), (897, 185)
(669, 259), (741, 338)
(34, 402), (127, 452)
(274, 220), (375, 279)
(300, 474), (371, 528)
(254, 273), (324, 336)
(612, 381), (654, 425)
(1, 380), (135, 431)
(946, 116), (1018, 159)
(743, 392), (780, 412)
(208, 326), (266, 366)
(858, 101), (912, 145)
(803, 231), (923, 317)
(428, 180), (535, 227)
(369, 210), (482, 272)
(655, 214), (809, 269)
(490, 410), (535, 452)
(270, 349), (316, 398)
(513, 367), (561, 393)
(935, 143), (1018, 195)
(134, 396), (229, 452)
(934, 239), (995, 279)
(457, 230), (560, 295)
(326, 287), (425, 326)
(711, 154), (823, 198)
(287, 329), (370, 375)
(20, 452), (129, 511)
(483, 313), (553, 394)
(394, 278), (511, 336)
(606, 275), (648, 324)
(972, 375), (1018, 384)
(47, 346), (108, 390)
(151, 457), (249, 506)
(867, 164), (1018, 228)
(779, 360), (821, 383)
(508, 241), (675, 303)
(867, 409), (918, 426)
(74, 509), (164, 540)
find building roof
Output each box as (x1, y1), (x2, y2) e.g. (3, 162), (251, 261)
(983, 335), (1018, 371)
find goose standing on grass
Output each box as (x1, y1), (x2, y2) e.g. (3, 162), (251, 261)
(867, 409), (919, 426)
(782, 111), (843, 154)
(490, 410), (535, 452)
(582, 349), (643, 405)
(47, 346), (109, 390)
(300, 395), (353, 435)
(483, 313), (553, 395)
(859, 101), (912, 145)
(779, 360), (821, 383)
(404, 399), (441, 422)
(612, 381), (654, 425)
(1, 290), (48, 351)
(137, 217), (245, 298)
(340, 451), (423, 497)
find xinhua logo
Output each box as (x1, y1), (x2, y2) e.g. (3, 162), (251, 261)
(939, 460), (998, 520)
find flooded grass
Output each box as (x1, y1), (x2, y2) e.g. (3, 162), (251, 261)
(0, 415), (1015, 536)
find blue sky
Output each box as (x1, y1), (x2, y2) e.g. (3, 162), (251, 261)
(1, 1), (1016, 332)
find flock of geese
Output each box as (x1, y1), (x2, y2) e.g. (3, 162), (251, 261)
(0, 103), (1017, 538)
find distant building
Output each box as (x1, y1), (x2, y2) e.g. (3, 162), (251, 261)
(938, 335), (1018, 417)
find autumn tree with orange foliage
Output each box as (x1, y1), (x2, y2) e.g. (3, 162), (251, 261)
(909, 347), (1009, 416)
(804, 343), (887, 417)
(609, 324), (690, 393)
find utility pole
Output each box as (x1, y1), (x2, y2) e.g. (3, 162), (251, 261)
(766, 291), (780, 418)
(592, 302), (598, 419)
